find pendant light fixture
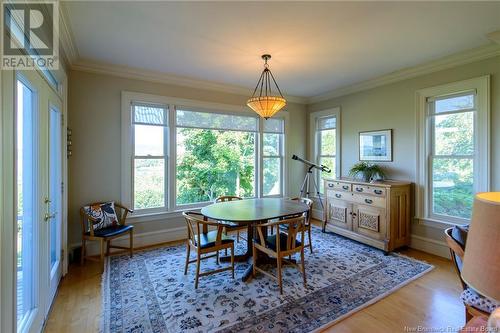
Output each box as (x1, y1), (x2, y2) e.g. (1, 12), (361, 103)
(247, 54), (286, 119)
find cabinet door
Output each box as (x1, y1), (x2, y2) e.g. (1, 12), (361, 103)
(352, 204), (387, 241)
(327, 199), (353, 230)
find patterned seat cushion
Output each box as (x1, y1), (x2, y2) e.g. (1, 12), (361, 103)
(461, 287), (499, 313)
(83, 202), (119, 231)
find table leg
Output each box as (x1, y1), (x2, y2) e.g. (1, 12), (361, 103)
(220, 224), (253, 263)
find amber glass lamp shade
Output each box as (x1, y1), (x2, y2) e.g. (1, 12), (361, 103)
(461, 192), (500, 301)
(246, 96), (287, 119)
(247, 54), (286, 119)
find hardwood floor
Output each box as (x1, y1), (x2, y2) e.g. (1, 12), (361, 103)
(44, 230), (465, 333)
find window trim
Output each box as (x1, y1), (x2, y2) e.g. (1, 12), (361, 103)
(309, 107), (341, 197)
(121, 91), (289, 219)
(261, 120), (286, 197)
(416, 76), (490, 226)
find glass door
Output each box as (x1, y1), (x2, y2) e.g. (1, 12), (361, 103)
(15, 75), (40, 333)
(13, 69), (64, 333)
(48, 104), (63, 306)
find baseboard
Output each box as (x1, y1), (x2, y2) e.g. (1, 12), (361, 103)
(311, 208), (324, 221)
(409, 234), (450, 259)
(70, 226), (187, 257)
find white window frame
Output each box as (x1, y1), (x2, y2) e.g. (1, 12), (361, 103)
(121, 91), (289, 220)
(309, 107), (341, 196)
(261, 118), (286, 198)
(416, 76), (490, 226)
(131, 101), (169, 214)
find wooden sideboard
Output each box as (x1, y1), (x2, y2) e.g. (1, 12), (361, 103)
(323, 178), (411, 252)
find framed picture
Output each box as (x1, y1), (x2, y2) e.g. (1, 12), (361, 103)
(359, 129), (393, 161)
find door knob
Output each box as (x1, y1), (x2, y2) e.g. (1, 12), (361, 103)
(44, 212), (56, 221)
(44, 197), (51, 204)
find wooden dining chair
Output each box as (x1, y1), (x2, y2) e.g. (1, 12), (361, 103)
(215, 196), (247, 243)
(271, 197), (314, 253)
(287, 197), (314, 253)
(252, 215), (307, 294)
(80, 202), (134, 270)
(183, 211), (235, 289)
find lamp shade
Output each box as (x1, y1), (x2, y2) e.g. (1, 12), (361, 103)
(246, 96), (286, 119)
(461, 192), (500, 301)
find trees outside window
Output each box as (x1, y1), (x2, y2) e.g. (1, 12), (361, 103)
(176, 128), (256, 204)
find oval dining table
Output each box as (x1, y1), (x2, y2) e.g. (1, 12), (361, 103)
(201, 198), (309, 281)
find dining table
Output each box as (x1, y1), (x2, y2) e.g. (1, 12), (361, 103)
(201, 197), (310, 281)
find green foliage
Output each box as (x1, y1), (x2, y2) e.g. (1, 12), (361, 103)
(348, 162), (386, 182)
(431, 111), (474, 219)
(176, 129), (258, 204)
(134, 159), (164, 210)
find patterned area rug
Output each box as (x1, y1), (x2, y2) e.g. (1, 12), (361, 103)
(102, 228), (433, 333)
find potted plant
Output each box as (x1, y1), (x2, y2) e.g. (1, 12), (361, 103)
(348, 162), (386, 183)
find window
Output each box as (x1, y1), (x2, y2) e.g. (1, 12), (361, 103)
(262, 118), (284, 196)
(176, 109), (258, 205)
(122, 92), (288, 216)
(132, 103), (168, 212)
(310, 108), (340, 195)
(417, 76), (490, 225)
(428, 93), (475, 220)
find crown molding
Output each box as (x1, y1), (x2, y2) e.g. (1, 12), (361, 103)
(71, 59), (308, 104)
(59, 2), (79, 65)
(308, 43), (500, 104)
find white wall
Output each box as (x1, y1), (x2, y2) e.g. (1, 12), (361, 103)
(67, 70), (307, 251)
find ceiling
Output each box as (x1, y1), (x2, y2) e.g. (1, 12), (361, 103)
(63, 1), (500, 99)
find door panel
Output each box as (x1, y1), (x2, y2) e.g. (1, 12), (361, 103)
(15, 76), (39, 333)
(327, 197), (352, 230)
(352, 204), (387, 241)
(48, 104), (63, 307)
(11, 69), (64, 333)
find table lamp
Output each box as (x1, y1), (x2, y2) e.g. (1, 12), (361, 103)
(461, 192), (500, 302)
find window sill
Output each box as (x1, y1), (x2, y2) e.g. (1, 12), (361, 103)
(128, 196), (286, 224)
(128, 208), (199, 224)
(415, 216), (470, 229)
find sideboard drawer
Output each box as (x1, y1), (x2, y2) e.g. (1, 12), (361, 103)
(327, 190), (351, 200)
(352, 193), (385, 209)
(353, 185), (386, 197)
(325, 181), (352, 192)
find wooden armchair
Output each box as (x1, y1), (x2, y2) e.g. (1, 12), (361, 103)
(215, 196), (247, 242)
(80, 202), (134, 269)
(253, 215), (307, 294)
(183, 211), (235, 289)
(445, 227), (490, 321)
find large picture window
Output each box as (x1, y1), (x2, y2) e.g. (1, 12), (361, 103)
(132, 103), (168, 211)
(176, 110), (258, 205)
(122, 92), (288, 216)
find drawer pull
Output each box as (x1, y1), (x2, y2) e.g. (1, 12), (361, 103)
(328, 183), (334, 188)
(365, 198), (373, 204)
(356, 187), (364, 192)
(342, 185), (349, 190)
(335, 193), (342, 198)
(374, 189), (383, 195)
